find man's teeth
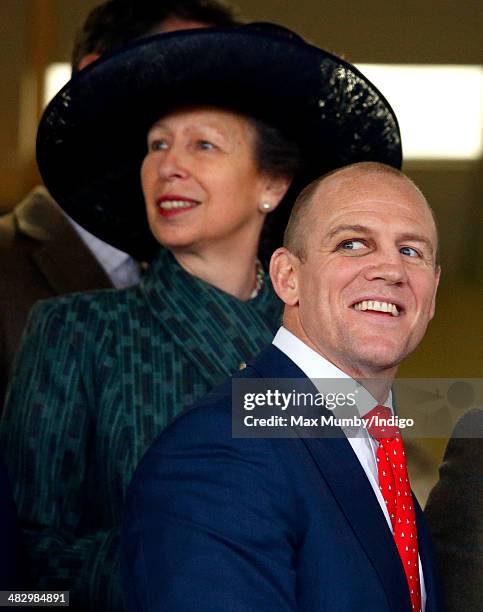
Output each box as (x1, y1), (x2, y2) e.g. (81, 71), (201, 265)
(159, 200), (197, 210)
(353, 300), (400, 316)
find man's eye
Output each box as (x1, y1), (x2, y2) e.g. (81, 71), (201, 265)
(197, 140), (215, 150)
(149, 139), (168, 151)
(339, 239), (366, 251)
(400, 246), (419, 258)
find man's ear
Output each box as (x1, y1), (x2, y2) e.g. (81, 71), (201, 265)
(77, 53), (101, 71)
(429, 265), (441, 320)
(269, 247), (299, 306)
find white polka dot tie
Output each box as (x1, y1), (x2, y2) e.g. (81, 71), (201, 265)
(364, 405), (422, 612)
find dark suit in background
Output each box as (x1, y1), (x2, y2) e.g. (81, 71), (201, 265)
(425, 408), (483, 611)
(123, 346), (443, 612)
(0, 187), (112, 405)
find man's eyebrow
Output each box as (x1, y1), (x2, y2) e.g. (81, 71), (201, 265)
(326, 225), (371, 240)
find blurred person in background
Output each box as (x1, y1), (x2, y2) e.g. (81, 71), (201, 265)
(425, 408), (483, 611)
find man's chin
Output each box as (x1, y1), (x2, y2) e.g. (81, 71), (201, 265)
(345, 340), (408, 375)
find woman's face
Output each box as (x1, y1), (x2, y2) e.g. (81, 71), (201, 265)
(141, 107), (285, 254)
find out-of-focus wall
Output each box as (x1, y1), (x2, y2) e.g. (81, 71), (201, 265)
(0, 0), (101, 207)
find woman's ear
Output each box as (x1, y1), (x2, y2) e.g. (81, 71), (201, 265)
(258, 175), (292, 213)
(269, 247), (299, 306)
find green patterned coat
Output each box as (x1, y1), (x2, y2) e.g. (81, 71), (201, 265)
(1, 249), (282, 610)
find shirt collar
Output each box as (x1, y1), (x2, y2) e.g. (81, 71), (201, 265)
(272, 326), (393, 416)
(67, 215), (132, 275)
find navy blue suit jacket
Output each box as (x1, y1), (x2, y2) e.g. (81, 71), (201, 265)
(123, 345), (443, 611)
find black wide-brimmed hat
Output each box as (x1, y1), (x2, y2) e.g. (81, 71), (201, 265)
(37, 23), (402, 262)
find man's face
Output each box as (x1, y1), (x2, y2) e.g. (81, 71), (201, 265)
(288, 170), (440, 377)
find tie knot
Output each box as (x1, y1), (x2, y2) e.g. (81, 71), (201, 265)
(363, 405), (399, 441)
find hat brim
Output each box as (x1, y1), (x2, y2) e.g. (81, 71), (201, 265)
(37, 25), (402, 261)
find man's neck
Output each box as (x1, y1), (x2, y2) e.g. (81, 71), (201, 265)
(281, 323), (395, 404)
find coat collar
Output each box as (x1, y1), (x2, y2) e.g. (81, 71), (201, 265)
(247, 344), (441, 611)
(14, 187), (112, 293)
(140, 249), (282, 385)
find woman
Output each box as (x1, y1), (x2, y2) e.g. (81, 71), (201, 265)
(1, 24), (401, 611)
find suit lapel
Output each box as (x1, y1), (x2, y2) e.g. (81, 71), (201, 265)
(248, 345), (412, 611)
(15, 188), (112, 293)
(414, 498), (443, 611)
(32, 238), (112, 294)
(304, 436), (412, 611)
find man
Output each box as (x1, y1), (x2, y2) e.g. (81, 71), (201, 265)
(0, 0), (237, 406)
(425, 408), (483, 611)
(123, 162), (443, 611)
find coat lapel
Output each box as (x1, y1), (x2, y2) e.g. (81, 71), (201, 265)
(15, 187), (112, 293)
(249, 345), (413, 611)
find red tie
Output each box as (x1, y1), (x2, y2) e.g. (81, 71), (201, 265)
(364, 405), (422, 612)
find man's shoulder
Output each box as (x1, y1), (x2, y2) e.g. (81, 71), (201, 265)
(155, 345), (305, 449)
(435, 408), (483, 472)
(0, 187), (60, 247)
(132, 359), (302, 498)
(152, 360), (253, 444)
(166, 367), (257, 432)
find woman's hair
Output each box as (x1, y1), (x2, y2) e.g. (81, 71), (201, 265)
(245, 117), (304, 268)
(249, 117), (302, 181)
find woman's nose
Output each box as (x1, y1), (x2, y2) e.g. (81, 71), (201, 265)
(157, 147), (189, 181)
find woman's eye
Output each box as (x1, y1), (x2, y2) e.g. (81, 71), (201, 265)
(400, 246), (419, 258)
(339, 239), (366, 251)
(149, 139), (168, 152)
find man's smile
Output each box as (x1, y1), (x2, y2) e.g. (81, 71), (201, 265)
(352, 299), (400, 317)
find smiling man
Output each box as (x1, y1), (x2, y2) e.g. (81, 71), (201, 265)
(123, 162), (443, 612)
(275, 162), (440, 399)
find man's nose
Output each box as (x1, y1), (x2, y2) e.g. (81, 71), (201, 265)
(363, 250), (408, 284)
(157, 147), (189, 181)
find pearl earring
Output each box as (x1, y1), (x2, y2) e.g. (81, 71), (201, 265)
(260, 202), (271, 212)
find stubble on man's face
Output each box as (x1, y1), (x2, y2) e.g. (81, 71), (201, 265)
(289, 169), (440, 379)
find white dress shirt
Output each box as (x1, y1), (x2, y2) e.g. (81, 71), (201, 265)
(272, 326), (426, 608)
(68, 216), (141, 289)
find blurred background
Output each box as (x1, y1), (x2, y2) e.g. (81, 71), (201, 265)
(1, 0), (482, 502)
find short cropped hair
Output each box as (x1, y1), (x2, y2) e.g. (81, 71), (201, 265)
(72, 0), (238, 71)
(283, 162), (439, 265)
